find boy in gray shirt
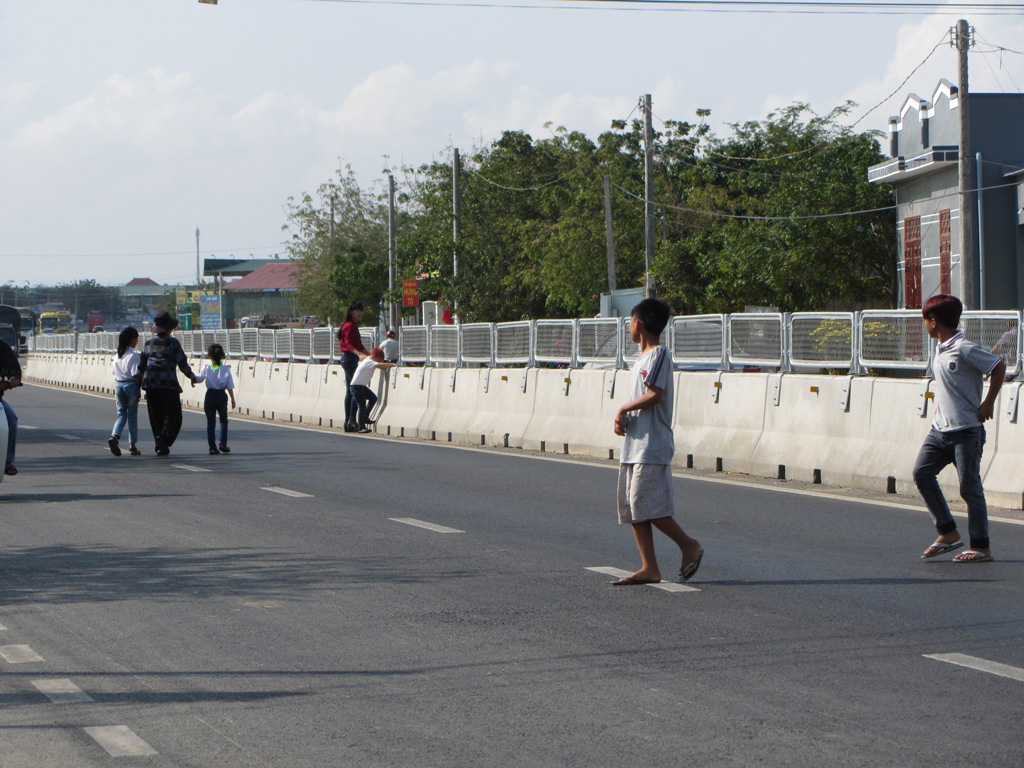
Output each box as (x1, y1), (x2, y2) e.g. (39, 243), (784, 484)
(611, 299), (702, 585)
(915, 295), (1005, 563)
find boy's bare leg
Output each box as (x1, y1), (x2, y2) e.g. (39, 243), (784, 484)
(652, 517), (701, 567)
(629, 521), (661, 581)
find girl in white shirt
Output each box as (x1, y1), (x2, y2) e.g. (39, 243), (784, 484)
(193, 344), (236, 454)
(109, 327), (141, 456)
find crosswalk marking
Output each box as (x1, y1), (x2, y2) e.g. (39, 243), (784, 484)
(585, 566), (700, 593)
(172, 464), (212, 473)
(924, 653), (1024, 683)
(0, 644), (46, 663)
(261, 486), (313, 498)
(32, 679), (94, 703)
(389, 517), (465, 534)
(84, 726), (158, 757)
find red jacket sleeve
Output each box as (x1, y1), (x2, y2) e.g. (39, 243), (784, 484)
(338, 322), (366, 354)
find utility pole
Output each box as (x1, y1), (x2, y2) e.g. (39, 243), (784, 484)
(956, 19), (977, 309)
(452, 148), (461, 319)
(388, 174), (397, 332)
(642, 94), (656, 298)
(603, 175), (616, 293)
(195, 227), (201, 288)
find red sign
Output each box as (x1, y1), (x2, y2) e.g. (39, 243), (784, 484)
(402, 279), (419, 308)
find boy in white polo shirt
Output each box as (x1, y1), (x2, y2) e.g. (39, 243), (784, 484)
(915, 295), (1006, 563)
(610, 298), (702, 585)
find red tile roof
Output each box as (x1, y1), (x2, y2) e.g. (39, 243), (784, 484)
(224, 262), (301, 292)
(125, 277), (160, 286)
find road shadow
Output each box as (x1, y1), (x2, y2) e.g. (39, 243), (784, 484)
(0, 545), (473, 605)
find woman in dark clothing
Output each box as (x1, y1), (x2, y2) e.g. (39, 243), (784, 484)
(336, 301), (368, 432)
(138, 312), (197, 456)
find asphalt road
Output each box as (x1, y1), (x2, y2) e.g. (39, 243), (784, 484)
(2, 382), (1023, 767)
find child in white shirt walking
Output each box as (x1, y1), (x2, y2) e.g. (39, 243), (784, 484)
(109, 327), (142, 457)
(193, 344), (236, 454)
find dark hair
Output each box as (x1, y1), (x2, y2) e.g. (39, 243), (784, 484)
(117, 327), (139, 357)
(631, 298), (671, 337)
(208, 343), (226, 364)
(922, 294), (962, 329)
(344, 301), (364, 324)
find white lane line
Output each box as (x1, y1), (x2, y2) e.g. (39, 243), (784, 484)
(54, 433), (81, 440)
(20, 425), (38, 430)
(0, 622), (6, 630)
(585, 566), (700, 593)
(924, 653), (1024, 683)
(32, 679), (94, 704)
(84, 726), (158, 757)
(172, 464), (212, 473)
(261, 486), (313, 498)
(389, 517), (465, 534)
(0, 644), (46, 663)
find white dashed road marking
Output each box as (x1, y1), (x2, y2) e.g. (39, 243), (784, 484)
(55, 433), (81, 440)
(84, 726), (158, 757)
(20, 425), (38, 430)
(261, 486), (313, 498)
(0, 622), (6, 630)
(585, 566), (700, 593)
(0, 644), (46, 663)
(389, 517), (465, 534)
(172, 464), (212, 473)
(32, 679), (94, 703)
(924, 653), (1024, 683)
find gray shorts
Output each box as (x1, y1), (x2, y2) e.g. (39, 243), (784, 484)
(617, 463), (675, 525)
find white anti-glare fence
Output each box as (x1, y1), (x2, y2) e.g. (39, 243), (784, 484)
(27, 310), (1024, 377)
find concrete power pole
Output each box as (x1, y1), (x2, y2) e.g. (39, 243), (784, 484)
(956, 19), (977, 309)
(452, 148), (461, 319)
(388, 174), (397, 332)
(195, 227), (201, 287)
(642, 94), (656, 298)
(603, 175), (617, 293)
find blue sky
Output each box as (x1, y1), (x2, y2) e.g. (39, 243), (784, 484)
(1, 0), (1022, 287)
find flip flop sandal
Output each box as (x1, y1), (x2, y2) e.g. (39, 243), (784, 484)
(953, 550), (993, 563)
(921, 540), (963, 559)
(679, 548), (704, 582)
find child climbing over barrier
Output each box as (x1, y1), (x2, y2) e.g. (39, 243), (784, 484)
(349, 347), (395, 433)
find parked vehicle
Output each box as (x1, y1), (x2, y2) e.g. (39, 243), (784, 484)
(87, 310), (105, 332)
(39, 309), (72, 334)
(0, 305), (25, 358)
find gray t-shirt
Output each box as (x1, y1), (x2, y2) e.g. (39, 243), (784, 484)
(931, 331), (1001, 432)
(620, 345), (675, 465)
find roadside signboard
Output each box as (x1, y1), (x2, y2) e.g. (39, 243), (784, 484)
(199, 294), (222, 330)
(402, 279), (419, 308)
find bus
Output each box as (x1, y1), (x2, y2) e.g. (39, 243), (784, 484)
(39, 309), (72, 335)
(16, 308), (37, 354)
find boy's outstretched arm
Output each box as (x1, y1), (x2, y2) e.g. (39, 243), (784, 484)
(979, 360), (1006, 422)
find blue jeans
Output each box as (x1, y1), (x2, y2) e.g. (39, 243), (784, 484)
(913, 426), (989, 549)
(341, 352), (359, 424)
(350, 384), (377, 428)
(2, 399), (16, 467)
(112, 381), (140, 444)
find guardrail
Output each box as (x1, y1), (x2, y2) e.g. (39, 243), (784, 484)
(27, 310), (1024, 377)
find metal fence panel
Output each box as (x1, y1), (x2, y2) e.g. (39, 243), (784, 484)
(242, 328), (259, 357)
(960, 310), (1021, 377)
(534, 320), (575, 365)
(429, 325), (459, 364)
(227, 330), (243, 358)
(671, 315), (725, 365)
(858, 310), (930, 370)
(291, 329), (313, 361)
(622, 317), (668, 367)
(459, 323), (493, 365)
(494, 321), (532, 365)
(359, 328), (377, 352)
(258, 329), (276, 359)
(789, 312), (854, 368)
(400, 326), (428, 363)
(275, 329), (292, 360)
(576, 319), (619, 365)
(728, 313), (784, 367)
(312, 328), (335, 360)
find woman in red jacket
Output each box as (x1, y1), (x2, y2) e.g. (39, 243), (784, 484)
(337, 301), (368, 432)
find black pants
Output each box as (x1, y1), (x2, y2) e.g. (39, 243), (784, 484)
(204, 389), (229, 449)
(145, 389), (183, 447)
(341, 352), (359, 424)
(350, 384), (377, 427)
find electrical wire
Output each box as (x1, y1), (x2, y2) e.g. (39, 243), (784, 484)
(610, 178), (1020, 221)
